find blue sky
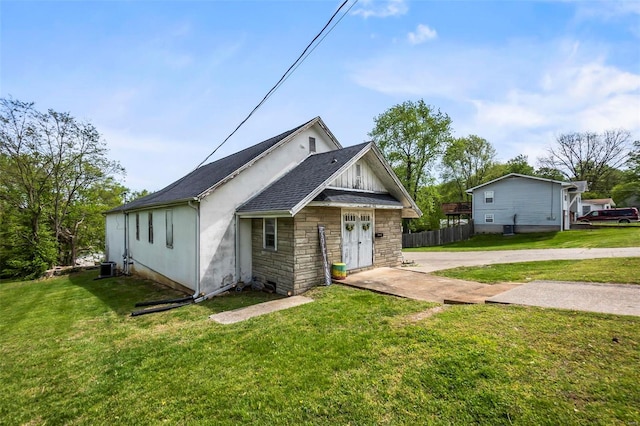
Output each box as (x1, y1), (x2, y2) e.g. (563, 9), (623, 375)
(2, 0), (639, 192)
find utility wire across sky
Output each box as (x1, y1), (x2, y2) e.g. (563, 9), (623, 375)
(194, 0), (356, 170)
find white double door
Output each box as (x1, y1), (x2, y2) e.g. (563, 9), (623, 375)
(342, 210), (373, 270)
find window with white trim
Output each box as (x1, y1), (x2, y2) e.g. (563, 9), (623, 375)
(309, 137), (316, 153)
(166, 210), (173, 248)
(484, 190), (494, 204)
(485, 213), (494, 223)
(263, 218), (277, 250)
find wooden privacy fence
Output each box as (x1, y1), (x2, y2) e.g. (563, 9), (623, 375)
(402, 221), (474, 248)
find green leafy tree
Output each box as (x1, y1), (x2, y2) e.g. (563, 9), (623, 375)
(535, 166), (566, 181)
(612, 140), (640, 206)
(369, 100), (452, 231)
(0, 98), (124, 277)
(505, 154), (535, 176)
(441, 135), (496, 200)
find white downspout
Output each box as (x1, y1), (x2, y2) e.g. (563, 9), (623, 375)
(188, 200), (201, 298)
(123, 212), (129, 274)
(235, 213), (241, 283)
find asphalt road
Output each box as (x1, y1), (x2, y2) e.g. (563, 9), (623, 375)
(402, 247), (640, 273)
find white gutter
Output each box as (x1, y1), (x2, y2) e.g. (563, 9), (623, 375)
(123, 212), (130, 274)
(188, 200), (201, 298)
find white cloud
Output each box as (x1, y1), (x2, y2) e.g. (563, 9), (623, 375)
(349, 38), (640, 161)
(351, 0), (408, 19)
(407, 24), (437, 45)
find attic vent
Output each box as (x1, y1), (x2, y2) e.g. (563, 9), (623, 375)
(309, 137), (316, 153)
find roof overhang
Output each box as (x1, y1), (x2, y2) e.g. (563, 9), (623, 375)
(198, 117), (342, 200)
(104, 197), (198, 214)
(286, 143), (422, 218)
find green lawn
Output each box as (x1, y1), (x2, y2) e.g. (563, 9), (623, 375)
(404, 227), (640, 251)
(436, 257), (640, 284)
(1, 272), (639, 425)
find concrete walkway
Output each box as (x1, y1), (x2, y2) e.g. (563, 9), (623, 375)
(340, 267), (519, 304)
(402, 247), (640, 273)
(487, 281), (640, 317)
(209, 296), (313, 324)
(341, 247), (640, 315)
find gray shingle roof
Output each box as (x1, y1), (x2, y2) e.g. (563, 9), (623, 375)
(107, 119), (314, 212)
(313, 189), (401, 206)
(237, 142), (371, 214)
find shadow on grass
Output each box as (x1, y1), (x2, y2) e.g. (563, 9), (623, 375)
(67, 270), (282, 317)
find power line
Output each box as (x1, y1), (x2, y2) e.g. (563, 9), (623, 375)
(194, 0), (355, 170)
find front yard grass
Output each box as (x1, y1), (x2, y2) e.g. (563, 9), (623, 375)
(404, 227), (640, 251)
(1, 271), (639, 424)
(435, 257), (640, 284)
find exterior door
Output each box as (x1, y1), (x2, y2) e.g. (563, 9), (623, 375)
(342, 210), (373, 270)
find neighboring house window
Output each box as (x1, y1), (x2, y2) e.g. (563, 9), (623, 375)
(148, 212), (154, 243)
(309, 137), (316, 153)
(355, 164), (362, 189)
(135, 213), (140, 240)
(166, 210), (173, 249)
(484, 191), (494, 204)
(485, 214), (494, 223)
(263, 218), (277, 250)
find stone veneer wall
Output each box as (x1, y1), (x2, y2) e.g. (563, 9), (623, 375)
(373, 209), (403, 267)
(292, 207), (342, 294)
(251, 207), (404, 296)
(251, 217), (294, 295)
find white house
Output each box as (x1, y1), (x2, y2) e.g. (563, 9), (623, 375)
(581, 198), (616, 215)
(466, 173), (586, 233)
(105, 117), (421, 299)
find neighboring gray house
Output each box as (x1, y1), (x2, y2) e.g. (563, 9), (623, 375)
(582, 198), (616, 215)
(105, 117), (421, 298)
(466, 173), (586, 233)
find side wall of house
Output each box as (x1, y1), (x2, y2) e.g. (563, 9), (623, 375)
(105, 212), (126, 270)
(253, 207), (403, 295)
(292, 207), (342, 295)
(473, 177), (563, 233)
(373, 209), (403, 267)
(127, 205), (197, 291)
(198, 126), (338, 295)
(250, 218), (295, 295)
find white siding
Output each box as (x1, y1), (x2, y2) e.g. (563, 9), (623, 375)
(104, 121), (339, 293)
(198, 125), (339, 294)
(472, 176), (563, 232)
(105, 213), (126, 269)
(329, 159), (386, 192)
(128, 205), (197, 289)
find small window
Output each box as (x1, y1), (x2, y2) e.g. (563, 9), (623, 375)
(166, 210), (173, 248)
(484, 191), (494, 204)
(355, 164), (362, 189)
(135, 213), (140, 241)
(263, 218), (277, 250)
(148, 212), (154, 244)
(309, 137), (316, 153)
(485, 214), (494, 223)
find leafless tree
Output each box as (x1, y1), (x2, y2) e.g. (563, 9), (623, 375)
(537, 129), (631, 191)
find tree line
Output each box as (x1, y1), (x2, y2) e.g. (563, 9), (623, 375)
(369, 100), (638, 232)
(0, 98), (132, 278)
(1, 97), (637, 278)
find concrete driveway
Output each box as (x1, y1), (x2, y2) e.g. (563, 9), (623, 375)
(402, 247), (640, 273)
(341, 247), (640, 316)
(341, 267), (519, 304)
